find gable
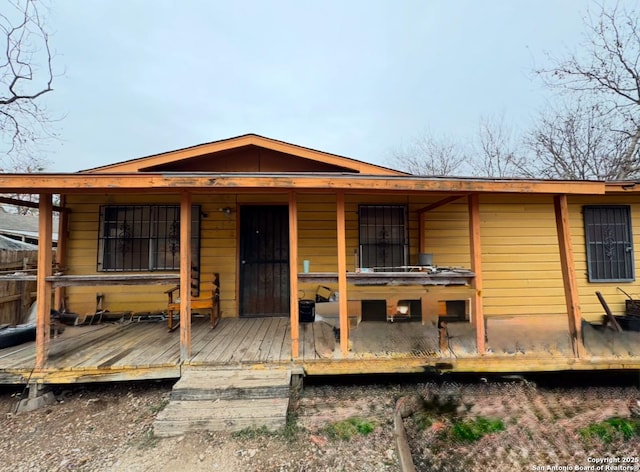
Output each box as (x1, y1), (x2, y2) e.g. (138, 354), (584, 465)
(137, 145), (356, 173)
(82, 134), (406, 176)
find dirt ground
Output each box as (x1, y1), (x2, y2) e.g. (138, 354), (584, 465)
(0, 374), (639, 472)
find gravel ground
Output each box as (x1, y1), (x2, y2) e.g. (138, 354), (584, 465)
(0, 374), (639, 472)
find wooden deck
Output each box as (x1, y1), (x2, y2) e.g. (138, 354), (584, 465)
(0, 316), (639, 384)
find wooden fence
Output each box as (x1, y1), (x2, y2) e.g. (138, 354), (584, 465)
(0, 249), (38, 325)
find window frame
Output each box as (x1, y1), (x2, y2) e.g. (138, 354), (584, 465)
(358, 204), (409, 270)
(583, 204), (635, 283)
(97, 204), (201, 272)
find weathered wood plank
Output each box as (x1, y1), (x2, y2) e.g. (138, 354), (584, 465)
(230, 318), (266, 363)
(205, 319), (255, 363)
(299, 323), (315, 360)
(313, 322), (336, 359)
(109, 323), (179, 369)
(154, 401), (289, 436)
(172, 369), (291, 400)
(239, 318), (270, 362)
(254, 317), (281, 362)
(189, 319), (235, 364)
(265, 318), (290, 362)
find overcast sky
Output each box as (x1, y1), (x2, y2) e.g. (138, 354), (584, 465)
(39, 1), (601, 172)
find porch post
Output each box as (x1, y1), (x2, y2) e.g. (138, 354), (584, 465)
(336, 191), (349, 357)
(553, 194), (585, 358)
(418, 212), (425, 254)
(53, 196), (67, 312)
(288, 191), (300, 358)
(35, 193), (53, 370)
(179, 191), (192, 361)
(468, 194), (486, 354)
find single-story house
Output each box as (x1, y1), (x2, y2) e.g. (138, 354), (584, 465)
(0, 134), (638, 385)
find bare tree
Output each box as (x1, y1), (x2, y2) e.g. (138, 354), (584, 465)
(472, 114), (531, 178)
(526, 99), (630, 180)
(0, 0), (54, 172)
(536, 1), (640, 180)
(390, 130), (469, 176)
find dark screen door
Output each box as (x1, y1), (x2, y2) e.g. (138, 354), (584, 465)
(239, 205), (290, 316)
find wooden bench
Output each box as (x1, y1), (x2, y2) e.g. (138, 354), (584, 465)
(166, 270), (220, 332)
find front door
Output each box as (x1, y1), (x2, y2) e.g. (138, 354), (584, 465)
(239, 205), (290, 317)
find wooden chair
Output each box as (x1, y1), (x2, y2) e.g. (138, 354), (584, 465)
(166, 270), (220, 331)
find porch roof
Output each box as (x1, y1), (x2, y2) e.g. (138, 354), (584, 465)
(0, 172), (607, 195)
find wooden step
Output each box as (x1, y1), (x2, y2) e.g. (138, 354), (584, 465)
(154, 398), (289, 436)
(153, 367), (292, 436)
(171, 368), (291, 401)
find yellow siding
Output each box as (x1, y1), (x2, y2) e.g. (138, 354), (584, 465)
(476, 195), (566, 317)
(62, 191), (640, 324)
(65, 194), (239, 317)
(424, 202), (471, 268)
(297, 194), (336, 299)
(568, 195), (640, 322)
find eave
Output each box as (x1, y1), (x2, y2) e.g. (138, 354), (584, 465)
(604, 182), (640, 193)
(0, 173), (606, 195)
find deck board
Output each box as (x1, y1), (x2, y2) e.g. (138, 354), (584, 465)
(254, 317), (280, 362)
(312, 321), (336, 359)
(232, 318), (266, 363)
(191, 318), (235, 362)
(204, 318), (255, 363)
(266, 318), (290, 362)
(1, 316), (640, 384)
(349, 321), (440, 359)
(300, 323), (316, 360)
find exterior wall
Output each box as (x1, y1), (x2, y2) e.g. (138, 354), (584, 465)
(426, 194), (640, 322)
(423, 200), (471, 268)
(425, 195), (567, 319)
(65, 193), (292, 317)
(63, 191), (640, 323)
(478, 195), (566, 319)
(569, 195), (640, 322)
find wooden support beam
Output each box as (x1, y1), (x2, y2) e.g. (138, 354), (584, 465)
(468, 194), (485, 354)
(0, 196), (67, 213)
(35, 193), (53, 370)
(0, 173), (606, 195)
(179, 191), (192, 361)
(289, 191), (300, 359)
(54, 195), (68, 312)
(417, 195), (465, 214)
(419, 212), (425, 254)
(336, 191), (349, 357)
(554, 194), (586, 358)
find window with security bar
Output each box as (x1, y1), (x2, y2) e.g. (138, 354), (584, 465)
(98, 205), (200, 272)
(583, 205), (634, 282)
(359, 205), (408, 269)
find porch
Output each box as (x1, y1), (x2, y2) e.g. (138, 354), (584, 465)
(1, 316), (639, 385)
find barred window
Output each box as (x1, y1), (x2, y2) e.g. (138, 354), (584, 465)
(98, 205), (200, 271)
(583, 205), (634, 282)
(359, 205), (408, 269)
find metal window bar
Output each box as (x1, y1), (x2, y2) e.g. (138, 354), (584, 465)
(98, 204), (200, 272)
(358, 205), (408, 269)
(584, 205), (634, 282)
